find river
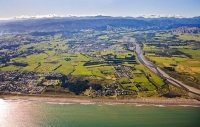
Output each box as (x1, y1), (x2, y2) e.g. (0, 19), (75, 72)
(0, 31), (3, 36)
(130, 38), (200, 96)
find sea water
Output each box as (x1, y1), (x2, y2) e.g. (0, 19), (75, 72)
(0, 99), (200, 127)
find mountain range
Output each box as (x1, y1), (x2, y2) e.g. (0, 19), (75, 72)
(0, 15), (200, 33)
(0, 14), (186, 21)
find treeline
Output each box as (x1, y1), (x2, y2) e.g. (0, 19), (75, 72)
(13, 62), (28, 67)
(52, 64), (62, 71)
(109, 60), (137, 64)
(164, 67), (175, 71)
(83, 61), (104, 66)
(45, 75), (66, 81)
(34, 62), (41, 70)
(147, 48), (192, 58)
(115, 55), (135, 60)
(30, 31), (59, 36)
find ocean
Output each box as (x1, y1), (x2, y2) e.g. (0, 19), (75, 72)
(0, 99), (200, 127)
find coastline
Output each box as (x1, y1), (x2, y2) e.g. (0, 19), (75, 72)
(1, 94), (200, 106)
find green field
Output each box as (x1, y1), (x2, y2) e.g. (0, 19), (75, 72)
(177, 34), (200, 42)
(1, 43), (94, 75)
(87, 65), (115, 78)
(0, 30), (192, 96)
(122, 83), (138, 91)
(155, 32), (200, 42)
(145, 45), (200, 79)
(143, 33), (200, 89)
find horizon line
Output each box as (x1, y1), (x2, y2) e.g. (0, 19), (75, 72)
(1, 14), (200, 21)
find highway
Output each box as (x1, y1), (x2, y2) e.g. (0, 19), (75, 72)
(130, 38), (200, 96)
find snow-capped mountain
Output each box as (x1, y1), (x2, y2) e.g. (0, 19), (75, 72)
(0, 14), (67, 21)
(0, 14), (188, 21)
(133, 14), (184, 18)
(0, 13), (199, 33)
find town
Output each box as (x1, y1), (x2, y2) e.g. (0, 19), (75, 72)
(0, 71), (63, 94)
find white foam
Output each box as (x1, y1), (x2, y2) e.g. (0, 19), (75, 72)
(58, 103), (75, 105)
(46, 102), (75, 105)
(155, 105), (165, 107)
(179, 105), (200, 107)
(105, 103), (116, 106)
(80, 102), (96, 105)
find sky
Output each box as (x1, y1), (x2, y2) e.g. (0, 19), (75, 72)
(0, 0), (200, 18)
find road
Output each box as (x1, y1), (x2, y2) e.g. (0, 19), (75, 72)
(130, 38), (200, 96)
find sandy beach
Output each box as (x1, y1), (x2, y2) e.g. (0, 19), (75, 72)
(1, 94), (200, 106)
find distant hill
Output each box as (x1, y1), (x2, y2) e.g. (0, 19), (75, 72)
(0, 16), (200, 32)
(171, 27), (200, 34)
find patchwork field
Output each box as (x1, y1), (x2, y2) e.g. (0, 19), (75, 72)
(146, 46), (200, 78)
(155, 33), (200, 42)
(144, 44), (200, 89)
(0, 31), (189, 97)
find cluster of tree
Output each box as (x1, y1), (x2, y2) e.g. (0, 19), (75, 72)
(91, 84), (102, 91)
(164, 67), (175, 71)
(163, 92), (181, 98)
(112, 60), (123, 64)
(24, 41), (31, 45)
(61, 80), (89, 95)
(0, 44), (20, 50)
(127, 61), (137, 64)
(13, 62), (28, 67)
(65, 58), (71, 61)
(0, 57), (10, 63)
(83, 61), (103, 66)
(27, 46), (35, 49)
(45, 75), (65, 81)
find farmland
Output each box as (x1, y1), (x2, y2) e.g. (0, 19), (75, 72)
(0, 29), (197, 97)
(143, 32), (200, 89)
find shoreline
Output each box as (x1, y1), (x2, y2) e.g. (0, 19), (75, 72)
(1, 94), (200, 106)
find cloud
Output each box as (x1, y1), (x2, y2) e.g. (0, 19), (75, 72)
(0, 13), (186, 21)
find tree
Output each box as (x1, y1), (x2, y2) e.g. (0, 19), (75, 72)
(92, 84), (102, 91)
(67, 81), (90, 95)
